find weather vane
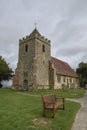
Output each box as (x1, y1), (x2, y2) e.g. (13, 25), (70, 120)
(34, 22), (37, 29)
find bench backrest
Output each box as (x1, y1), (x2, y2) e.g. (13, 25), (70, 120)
(42, 94), (57, 103)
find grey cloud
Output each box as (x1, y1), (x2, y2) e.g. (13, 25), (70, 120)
(56, 46), (87, 57)
(0, 0), (87, 71)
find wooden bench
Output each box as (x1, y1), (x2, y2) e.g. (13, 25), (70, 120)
(42, 94), (65, 118)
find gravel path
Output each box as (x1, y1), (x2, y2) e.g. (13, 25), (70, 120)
(71, 90), (87, 130)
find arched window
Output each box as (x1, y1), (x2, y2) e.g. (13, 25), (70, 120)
(42, 44), (45, 52)
(25, 44), (28, 52)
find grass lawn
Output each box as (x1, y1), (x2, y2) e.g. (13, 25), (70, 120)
(0, 88), (84, 130)
(24, 88), (85, 98)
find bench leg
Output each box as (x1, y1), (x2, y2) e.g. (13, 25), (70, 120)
(63, 104), (65, 110)
(43, 108), (56, 118)
(63, 98), (65, 110)
(43, 109), (45, 117)
(52, 109), (55, 118)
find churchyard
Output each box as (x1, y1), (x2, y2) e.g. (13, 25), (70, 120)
(0, 88), (85, 130)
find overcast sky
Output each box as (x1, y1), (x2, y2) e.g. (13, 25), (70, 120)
(0, 0), (87, 72)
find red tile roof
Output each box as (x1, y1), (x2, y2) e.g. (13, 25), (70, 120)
(51, 57), (78, 77)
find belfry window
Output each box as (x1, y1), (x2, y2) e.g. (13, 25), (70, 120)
(42, 44), (45, 52)
(25, 44), (28, 52)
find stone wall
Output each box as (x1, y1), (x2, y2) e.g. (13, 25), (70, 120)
(13, 29), (51, 90)
(35, 38), (51, 88)
(54, 74), (79, 89)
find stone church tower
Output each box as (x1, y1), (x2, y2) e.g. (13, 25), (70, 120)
(13, 28), (51, 90)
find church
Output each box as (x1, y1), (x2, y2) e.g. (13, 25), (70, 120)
(13, 28), (79, 90)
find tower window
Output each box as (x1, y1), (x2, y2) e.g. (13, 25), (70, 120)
(24, 71), (28, 77)
(25, 44), (28, 52)
(42, 44), (45, 52)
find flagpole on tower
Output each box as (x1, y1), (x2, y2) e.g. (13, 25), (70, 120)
(34, 22), (37, 29)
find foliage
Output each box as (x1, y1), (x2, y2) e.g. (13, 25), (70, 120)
(76, 62), (87, 87)
(0, 56), (13, 83)
(0, 88), (81, 130)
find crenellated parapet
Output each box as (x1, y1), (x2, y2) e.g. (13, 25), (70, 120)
(19, 28), (51, 45)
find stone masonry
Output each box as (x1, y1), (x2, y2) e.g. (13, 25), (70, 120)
(13, 28), (51, 90)
(13, 28), (79, 90)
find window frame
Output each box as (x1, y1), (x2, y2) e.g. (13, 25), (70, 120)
(25, 44), (28, 52)
(42, 44), (45, 52)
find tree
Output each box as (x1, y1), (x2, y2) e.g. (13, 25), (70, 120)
(0, 56), (13, 87)
(76, 62), (87, 87)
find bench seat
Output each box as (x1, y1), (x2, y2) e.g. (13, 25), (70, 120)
(42, 94), (65, 118)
